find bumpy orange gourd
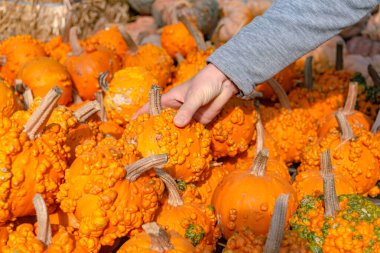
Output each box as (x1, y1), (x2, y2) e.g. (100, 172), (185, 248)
(44, 36), (71, 65)
(208, 98), (257, 158)
(161, 22), (198, 58)
(45, 226), (89, 253)
(122, 85), (213, 183)
(0, 80), (20, 117)
(155, 170), (220, 252)
(1, 223), (44, 253)
(117, 222), (195, 253)
(57, 137), (166, 252)
(65, 27), (121, 100)
(103, 67), (157, 125)
(212, 149), (298, 239)
(299, 112), (380, 196)
(17, 57), (73, 105)
(0, 35), (47, 84)
(85, 26), (128, 59)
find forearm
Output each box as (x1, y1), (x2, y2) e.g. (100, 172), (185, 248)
(207, 0), (379, 98)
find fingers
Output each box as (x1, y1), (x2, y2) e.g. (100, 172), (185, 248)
(131, 103), (150, 120)
(173, 89), (205, 127)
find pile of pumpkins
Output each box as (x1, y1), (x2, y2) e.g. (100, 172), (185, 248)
(0, 3), (380, 252)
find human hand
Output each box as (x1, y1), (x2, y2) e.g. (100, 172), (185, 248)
(133, 63), (239, 127)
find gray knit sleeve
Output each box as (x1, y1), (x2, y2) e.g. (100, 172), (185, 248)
(207, 0), (379, 98)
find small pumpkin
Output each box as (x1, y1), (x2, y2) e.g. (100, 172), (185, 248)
(0, 79), (21, 117)
(44, 36), (71, 65)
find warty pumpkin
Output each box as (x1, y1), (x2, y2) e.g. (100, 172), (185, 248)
(0, 79), (21, 117)
(65, 27), (122, 100)
(44, 36), (71, 65)
(0, 35), (47, 84)
(212, 149), (298, 239)
(122, 85), (213, 183)
(155, 169), (220, 251)
(299, 112), (380, 196)
(224, 194), (310, 253)
(17, 57), (73, 105)
(117, 222), (195, 252)
(57, 137), (166, 251)
(290, 150), (380, 253)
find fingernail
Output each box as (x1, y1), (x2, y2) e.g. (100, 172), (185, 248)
(174, 115), (187, 127)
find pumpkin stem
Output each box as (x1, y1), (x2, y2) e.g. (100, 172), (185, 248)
(62, 7), (72, 43)
(175, 52), (184, 63)
(321, 150), (340, 217)
(335, 41), (344, 71)
(14, 79), (26, 93)
(335, 111), (355, 143)
(155, 169), (184, 207)
(368, 64), (380, 86)
(118, 25), (139, 54)
(371, 110), (380, 134)
(267, 79), (291, 110)
(304, 56), (313, 90)
(98, 71), (109, 92)
(68, 26), (83, 56)
(255, 111), (265, 156)
(0, 55), (6, 66)
(33, 194), (52, 248)
(125, 154), (168, 182)
(178, 15), (207, 51)
(23, 88), (34, 110)
(24, 86), (63, 140)
(72, 88), (83, 104)
(250, 148), (269, 176)
(342, 82), (358, 114)
(149, 84), (162, 116)
(142, 222), (175, 252)
(263, 193), (290, 253)
(95, 91), (107, 122)
(73, 101), (101, 123)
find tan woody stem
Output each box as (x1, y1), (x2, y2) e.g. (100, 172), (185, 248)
(250, 148), (269, 177)
(155, 169), (184, 207)
(95, 91), (107, 122)
(142, 222), (175, 252)
(125, 154), (168, 182)
(175, 53), (184, 63)
(69, 26), (83, 56)
(98, 71), (109, 92)
(368, 64), (380, 86)
(0, 55), (6, 66)
(342, 82), (358, 114)
(33, 194), (52, 248)
(72, 88), (83, 104)
(263, 194), (290, 253)
(23, 87), (34, 110)
(371, 110), (380, 134)
(73, 101), (101, 123)
(267, 79), (291, 110)
(14, 79), (26, 93)
(118, 25), (139, 54)
(24, 86), (63, 140)
(149, 85), (162, 116)
(178, 15), (207, 51)
(335, 41), (344, 71)
(255, 111), (265, 156)
(335, 111), (354, 143)
(321, 150), (340, 217)
(304, 56), (313, 90)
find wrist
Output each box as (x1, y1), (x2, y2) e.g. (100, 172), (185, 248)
(207, 63), (239, 95)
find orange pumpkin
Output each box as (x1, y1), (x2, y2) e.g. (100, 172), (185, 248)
(17, 57), (73, 105)
(44, 36), (71, 65)
(0, 80), (21, 117)
(212, 149), (298, 239)
(0, 35), (47, 84)
(65, 27), (122, 100)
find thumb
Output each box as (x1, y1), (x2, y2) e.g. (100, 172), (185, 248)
(174, 90), (203, 127)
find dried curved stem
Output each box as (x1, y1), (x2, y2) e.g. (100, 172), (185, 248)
(125, 154), (168, 182)
(98, 71), (109, 92)
(267, 79), (291, 110)
(72, 88), (83, 104)
(335, 41), (344, 71)
(149, 85), (162, 116)
(155, 169), (184, 207)
(178, 15), (207, 51)
(73, 101), (101, 123)
(263, 194), (290, 253)
(23, 88), (34, 110)
(368, 64), (380, 86)
(118, 25), (139, 54)
(255, 111), (265, 156)
(14, 79), (26, 93)
(0, 55), (6, 66)
(304, 56), (313, 90)
(321, 150), (340, 217)
(335, 111), (354, 143)
(62, 9), (72, 43)
(250, 148), (269, 176)
(33, 194), (52, 247)
(95, 91), (107, 122)
(371, 110), (380, 134)
(69, 26), (83, 56)
(23, 86), (63, 140)
(175, 53), (184, 63)
(342, 82), (358, 114)
(142, 222), (174, 252)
